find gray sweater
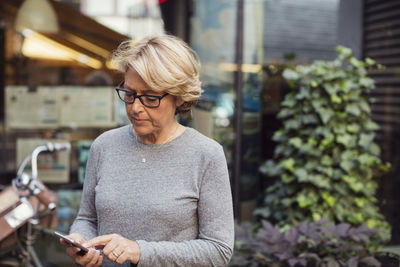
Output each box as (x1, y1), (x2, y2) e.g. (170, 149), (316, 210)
(70, 125), (234, 266)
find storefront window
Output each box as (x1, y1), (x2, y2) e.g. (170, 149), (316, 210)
(190, 0), (264, 220)
(0, 0), (164, 263)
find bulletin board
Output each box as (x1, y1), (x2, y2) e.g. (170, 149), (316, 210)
(6, 86), (117, 129)
(6, 86), (59, 129)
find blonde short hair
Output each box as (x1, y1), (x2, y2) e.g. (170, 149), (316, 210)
(112, 35), (202, 115)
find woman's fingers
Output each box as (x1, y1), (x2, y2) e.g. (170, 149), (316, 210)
(115, 250), (130, 264)
(89, 234), (123, 262)
(102, 240), (119, 259)
(85, 234), (140, 264)
(84, 234), (116, 248)
(95, 253), (103, 266)
(61, 233), (104, 266)
(85, 249), (101, 267)
(66, 245), (81, 258)
(86, 234), (123, 262)
(71, 248), (101, 267)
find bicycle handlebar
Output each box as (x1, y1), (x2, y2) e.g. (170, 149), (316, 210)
(13, 142), (71, 209)
(31, 142), (71, 180)
(17, 142), (71, 179)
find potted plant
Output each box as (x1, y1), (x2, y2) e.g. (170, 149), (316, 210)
(232, 46), (394, 266)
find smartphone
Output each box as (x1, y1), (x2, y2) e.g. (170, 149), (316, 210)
(54, 231), (89, 256)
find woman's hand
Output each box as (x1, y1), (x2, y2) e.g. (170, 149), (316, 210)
(84, 234), (140, 265)
(60, 233), (103, 267)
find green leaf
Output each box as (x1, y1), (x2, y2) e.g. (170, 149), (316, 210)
(321, 155), (333, 166)
(289, 137), (302, 148)
(342, 80), (354, 93)
(366, 218), (377, 228)
(369, 143), (381, 156)
(282, 69), (300, 81)
(311, 90), (321, 99)
(295, 168), (308, 181)
(330, 94), (342, 104)
(348, 90), (361, 101)
(348, 212), (363, 224)
(317, 166), (334, 177)
(340, 160), (355, 173)
(259, 160), (282, 177)
(272, 129), (284, 142)
(310, 175), (330, 189)
(342, 175), (363, 192)
(282, 173), (295, 184)
(319, 108), (334, 124)
(282, 158), (295, 172)
(345, 103), (361, 116)
(320, 134), (334, 149)
(312, 212), (322, 221)
(365, 57), (375, 66)
(334, 203), (346, 220)
(281, 94), (296, 107)
(358, 153), (377, 166)
(307, 137), (318, 146)
(341, 150), (356, 160)
(311, 98), (326, 111)
(379, 162), (391, 172)
(346, 124), (360, 133)
(281, 198), (292, 207)
(332, 169), (344, 180)
(253, 207), (271, 218)
(322, 192), (336, 207)
(324, 83), (339, 95)
(359, 100), (371, 113)
(311, 80), (318, 87)
(277, 108), (294, 119)
(359, 77), (374, 88)
(285, 119), (301, 130)
(349, 57), (364, 68)
(336, 45), (352, 57)
(337, 134), (356, 147)
(302, 114), (319, 125)
(334, 124), (347, 135)
(359, 133), (374, 149)
(355, 197), (367, 208)
(296, 192), (317, 208)
(296, 87), (310, 99)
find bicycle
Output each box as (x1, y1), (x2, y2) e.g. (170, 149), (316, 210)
(0, 142), (71, 267)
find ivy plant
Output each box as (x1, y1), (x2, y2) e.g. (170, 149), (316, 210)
(256, 46), (391, 245)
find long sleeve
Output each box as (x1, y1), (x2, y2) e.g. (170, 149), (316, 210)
(69, 141), (100, 240)
(67, 126), (235, 267)
(136, 145), (234, 267)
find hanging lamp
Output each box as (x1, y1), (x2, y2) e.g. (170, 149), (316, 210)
(15, 0), (59, 33)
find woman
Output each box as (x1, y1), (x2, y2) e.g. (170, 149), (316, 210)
(62, 35), (234, 266)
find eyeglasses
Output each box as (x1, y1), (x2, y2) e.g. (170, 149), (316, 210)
(115, 81), (168, 108)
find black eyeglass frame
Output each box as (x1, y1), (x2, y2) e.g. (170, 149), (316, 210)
(115, 81), (169, 108)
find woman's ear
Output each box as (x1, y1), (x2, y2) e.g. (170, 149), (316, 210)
(175, 97), (184, 107)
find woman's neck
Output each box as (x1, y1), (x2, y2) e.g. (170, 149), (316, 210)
(136, 122), (182, 144)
